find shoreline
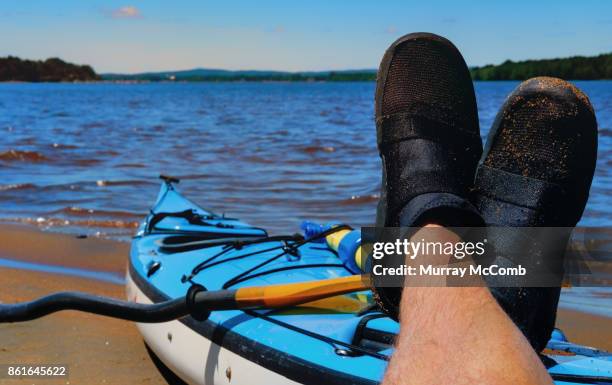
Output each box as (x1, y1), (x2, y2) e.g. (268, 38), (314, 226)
(0, 224), (127, 274)
(0, 224), (610, 384)
(2, 79), (612, 85)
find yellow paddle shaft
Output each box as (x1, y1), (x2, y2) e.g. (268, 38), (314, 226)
(234, 274), (371, 308)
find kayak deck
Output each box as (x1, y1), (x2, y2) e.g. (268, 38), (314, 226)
(129, 181), (612, 385)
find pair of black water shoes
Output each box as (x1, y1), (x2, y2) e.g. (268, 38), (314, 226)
(373, 32), (598, 352)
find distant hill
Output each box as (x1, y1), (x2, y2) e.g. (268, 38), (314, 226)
(103, 52), (612, 82)
(471, 52), (612, 80)
(0, 56), (99, 82)
(101, 68), (378, 82)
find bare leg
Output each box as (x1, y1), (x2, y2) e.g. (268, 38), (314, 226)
(382, 225), (553, 385)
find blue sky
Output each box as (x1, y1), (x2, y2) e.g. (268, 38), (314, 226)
(1, 0), (611, 73)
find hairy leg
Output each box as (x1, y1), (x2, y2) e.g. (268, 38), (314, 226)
(382, 225), (553, 385)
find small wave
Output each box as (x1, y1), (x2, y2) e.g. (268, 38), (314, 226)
(273, 178), (325, 185)
(17, 137), (37, 145)
(115, 162), (146, 168)
(326, 118), (351, 126)
(174, 173), (217, 180)
(96, 150), (120, 156)
(216, 116), (245, 125)
(50, 206), (142, 219)
(54, 206), (95, 215)
(214, 146), (240, 155)
(51, 143), (78, 150)
(152, 124), (166, 131)
(81, 122), (107, 129)
(0, 183), (36, 191)
(286, 158), (342, 166)
(95, 179), (154, 187)
(5, 216), (140, 229)
(0, 150), (50, 162)
(337, 194), (379, 206)
(74, 158), (103, 166)
(298, 145), (336, 154)
(242, 155), (274, 164)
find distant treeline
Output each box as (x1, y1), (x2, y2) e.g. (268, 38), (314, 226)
(3, 52), (611, 82)
(101, 69), (378, 82)
(470, 53), (612, 80)
(0, 56), (99, 82)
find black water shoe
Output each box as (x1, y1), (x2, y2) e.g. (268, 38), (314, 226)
(472, 77), (598, 351)
(373, 33), (484, 316)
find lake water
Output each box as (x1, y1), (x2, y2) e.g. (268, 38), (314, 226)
(0, 81), (611, 239)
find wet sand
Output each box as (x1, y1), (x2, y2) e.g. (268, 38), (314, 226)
(0, 225), (166, 385)
(555, 308), (612, 351)
(0, 224), (610, 385)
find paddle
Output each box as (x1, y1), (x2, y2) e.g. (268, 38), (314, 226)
(0, 274), (371, 323)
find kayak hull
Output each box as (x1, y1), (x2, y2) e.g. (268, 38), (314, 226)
(127, 273), (301, 385)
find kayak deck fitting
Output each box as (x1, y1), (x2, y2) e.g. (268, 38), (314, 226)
(126, 178), (612, 385)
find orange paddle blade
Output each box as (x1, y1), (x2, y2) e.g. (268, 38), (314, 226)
(234, 274), (371, 309)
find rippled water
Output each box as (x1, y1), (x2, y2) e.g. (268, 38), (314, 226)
(0, 81), (611, 239)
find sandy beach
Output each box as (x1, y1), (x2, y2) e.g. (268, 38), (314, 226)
(0, 225), (166, 385)
(0, 224), (610, 385)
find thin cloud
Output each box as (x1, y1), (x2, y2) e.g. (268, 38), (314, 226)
(385, 26), (398, 34)
(111, 6), (141, 19)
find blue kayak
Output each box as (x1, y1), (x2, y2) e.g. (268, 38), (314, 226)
(126, 179), (612, 385)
